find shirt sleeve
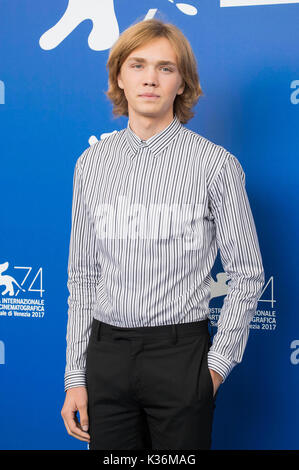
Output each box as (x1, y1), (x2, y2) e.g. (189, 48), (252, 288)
(64, 155), (101, 392)
(207, 153), (265, 383)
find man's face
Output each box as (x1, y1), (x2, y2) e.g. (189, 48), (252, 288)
(117, 37), (185, 120)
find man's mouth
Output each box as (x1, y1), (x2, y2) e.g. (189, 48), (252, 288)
(139, 93), (160, 99)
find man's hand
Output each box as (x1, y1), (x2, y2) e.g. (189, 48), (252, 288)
(61, 386), (90, 443)
(208, 369), (223, 397)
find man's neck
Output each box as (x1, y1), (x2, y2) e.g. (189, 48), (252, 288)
(128, 112), (175, 141)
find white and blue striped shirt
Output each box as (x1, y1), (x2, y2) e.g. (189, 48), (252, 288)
(64, 113), (265, 392)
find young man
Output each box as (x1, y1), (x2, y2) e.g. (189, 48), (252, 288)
(61, 18), (265, 450)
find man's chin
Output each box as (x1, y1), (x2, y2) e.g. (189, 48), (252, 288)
(130, 106), (164, 119)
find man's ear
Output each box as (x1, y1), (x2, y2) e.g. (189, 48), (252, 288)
(117, 72), (123, 90)
(177, 81), (185, 96)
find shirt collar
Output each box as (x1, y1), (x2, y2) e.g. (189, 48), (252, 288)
(125, 113), (183, 158)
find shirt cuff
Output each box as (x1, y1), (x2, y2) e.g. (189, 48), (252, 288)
(207, 350), (237, 383)
(64, 369), (86, 392)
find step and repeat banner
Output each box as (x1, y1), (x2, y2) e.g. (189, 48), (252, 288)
(1, 0), (298, 450)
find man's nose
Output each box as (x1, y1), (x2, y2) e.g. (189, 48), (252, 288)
(143, 68), (158, 86)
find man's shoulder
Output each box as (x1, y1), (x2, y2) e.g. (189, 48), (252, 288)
(77, 128), (126, 170)
(182, 127), (246, 186)
(181, 125), (232, 171)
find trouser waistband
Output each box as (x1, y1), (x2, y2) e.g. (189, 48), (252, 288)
(93, 318), (210, 345)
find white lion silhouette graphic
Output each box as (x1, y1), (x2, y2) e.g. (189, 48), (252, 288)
(0, 262), (26, 296)
(39, 0), (119, 51)
(39, 0), (198, 51)
(210, 272), (230, 299)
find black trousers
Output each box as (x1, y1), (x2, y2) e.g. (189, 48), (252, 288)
(86, 317), (218, 450)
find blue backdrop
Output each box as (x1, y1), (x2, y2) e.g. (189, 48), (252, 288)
(1, 0), (298, 450)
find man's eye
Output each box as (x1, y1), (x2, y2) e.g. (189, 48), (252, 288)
(131, 64), (173, 72)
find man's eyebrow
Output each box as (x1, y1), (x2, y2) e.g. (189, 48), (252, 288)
(127, 57), (177, 67)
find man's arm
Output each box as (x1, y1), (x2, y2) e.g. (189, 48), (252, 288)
(207, 153), (265, 383)
(64, 153), (101, 392)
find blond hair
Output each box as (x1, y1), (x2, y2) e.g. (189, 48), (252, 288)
(105, 18), (203, 124)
